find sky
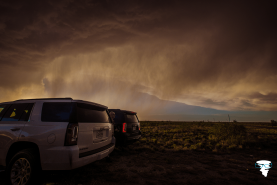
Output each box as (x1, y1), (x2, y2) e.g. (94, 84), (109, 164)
(0, 0), (276, 121)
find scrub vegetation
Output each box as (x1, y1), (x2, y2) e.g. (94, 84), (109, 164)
(139, 121), (277, 152)
(1, 121), (276, 185)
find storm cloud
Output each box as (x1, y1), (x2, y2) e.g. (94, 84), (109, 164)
(0, 0), (276, 120)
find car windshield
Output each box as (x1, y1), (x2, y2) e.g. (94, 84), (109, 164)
(125, 114), (138, 123)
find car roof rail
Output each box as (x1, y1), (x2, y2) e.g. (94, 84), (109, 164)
(14, 97), (73, 101)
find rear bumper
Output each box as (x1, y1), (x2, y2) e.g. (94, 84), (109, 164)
(127, 134), (141, 140)
(115, 132), (141, 141)
(41, 136), (115, 170)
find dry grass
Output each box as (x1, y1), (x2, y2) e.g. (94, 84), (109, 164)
(139, 121), (277, 152)
(0, 121), (276, 185)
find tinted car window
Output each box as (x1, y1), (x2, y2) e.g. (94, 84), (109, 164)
(1, 103), (32, 121)
(0, 104), (11, 120)
(19, 103), (34, 121)
(0, 105), (5, 114)
(125, 114), (138, 123)
(77, 103), (110, 123)
(113, 112), (125, 123)
(41, 102), (74, 122)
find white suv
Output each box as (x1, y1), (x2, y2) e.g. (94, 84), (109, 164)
(0, 98), (115, 185)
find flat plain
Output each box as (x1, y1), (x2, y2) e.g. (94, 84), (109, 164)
(1, 121), (276, 185)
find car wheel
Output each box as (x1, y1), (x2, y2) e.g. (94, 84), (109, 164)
(6, 149), (40, 185)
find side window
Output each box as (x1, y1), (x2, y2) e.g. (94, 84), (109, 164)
(41, 102), (75, 122)
(77, 103), (110, 123)
(0, 104), (11, 120)
(19, 103), (34, 121)
(1, 103), (32, 121)
(0, 106), (4, 114)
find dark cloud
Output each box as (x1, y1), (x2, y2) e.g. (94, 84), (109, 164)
(248, 92), (277, 104)
(0, 0), (277, 114)
(240, 100), (255, 108)
(200, 98), (227, 107)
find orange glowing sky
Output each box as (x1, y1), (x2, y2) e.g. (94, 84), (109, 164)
(0, 0), (276, 121)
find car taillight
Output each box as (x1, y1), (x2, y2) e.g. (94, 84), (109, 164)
(122, 122), (127, 133)
(65, 123), (79, 146)
(138, 122), (140, 130)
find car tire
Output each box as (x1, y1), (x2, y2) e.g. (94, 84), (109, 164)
(6, 149), (40, 185)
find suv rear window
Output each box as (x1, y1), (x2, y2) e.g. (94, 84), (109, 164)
(1, 103), (34, 121)
(41, 102), (75, 122)
(125, 114), (138, 123)
(77, 103), (110, 123)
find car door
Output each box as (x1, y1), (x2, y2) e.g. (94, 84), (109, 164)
(77, 103), (112, 157)
(0, 103), (34, 158)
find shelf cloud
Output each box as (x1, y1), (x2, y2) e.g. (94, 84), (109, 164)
(0, 0), (276, 120)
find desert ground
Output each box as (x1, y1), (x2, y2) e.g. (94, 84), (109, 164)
(1, 121), (276, 185)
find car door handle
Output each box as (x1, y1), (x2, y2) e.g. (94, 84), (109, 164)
(11, 128), (20, 131)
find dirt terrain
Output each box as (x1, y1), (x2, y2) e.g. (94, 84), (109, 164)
(1, 146), (276, 185)
(0, 122), (276, 185)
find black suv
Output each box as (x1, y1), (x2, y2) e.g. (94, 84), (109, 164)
(108, 109), (141, 145)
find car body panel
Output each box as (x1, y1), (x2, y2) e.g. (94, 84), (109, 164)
(0, 98), (115, 171)
(41, 137), (115, 170)
(0, 121), (25, 166)
(108, 109), (141, 144)
(0, 102), (35, 166)
(91, 123), (112, 149)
